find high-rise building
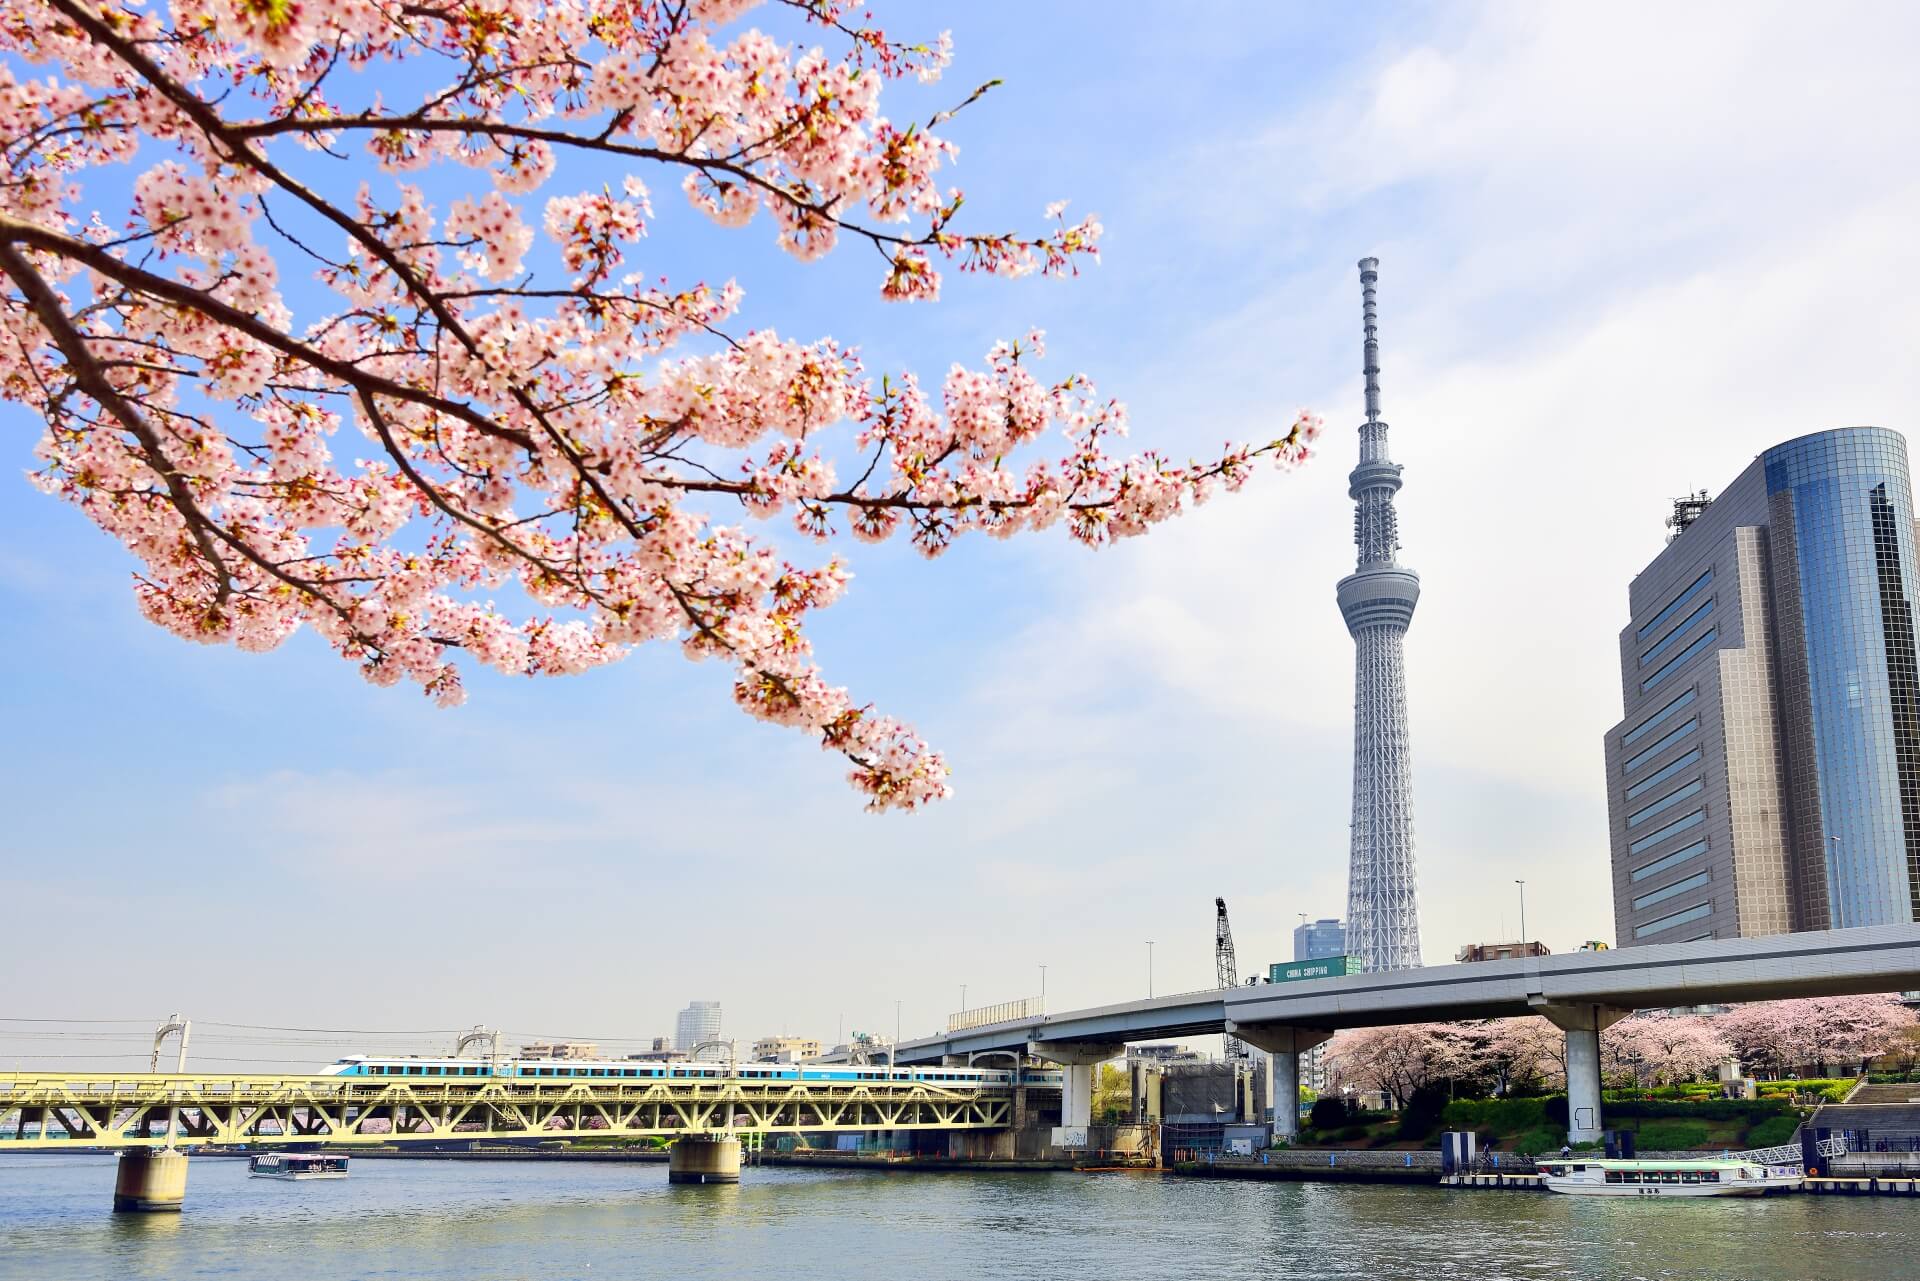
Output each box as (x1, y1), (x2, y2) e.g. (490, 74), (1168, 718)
(1338, 258), (1423, 972)
(1604, 427), (1920, 945)
(675, 1001), (724, 1061)
(1292, 918), (1348, 962)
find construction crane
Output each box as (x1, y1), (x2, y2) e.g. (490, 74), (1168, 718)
(1215, 898), (1249, 1063)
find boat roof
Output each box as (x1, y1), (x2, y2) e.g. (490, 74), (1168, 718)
(1543, 1158), (1761, 1169)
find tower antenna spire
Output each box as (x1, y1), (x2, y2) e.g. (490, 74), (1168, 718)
(1360, 256), (1381, 426)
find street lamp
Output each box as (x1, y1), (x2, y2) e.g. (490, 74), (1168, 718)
(1515, 880), (1528, 946)
(1039, 964), (1047, 1004)
(1146, 940), (1155, 998)
(894, 999), (901, 1071)
(960, 983), (967, 1012)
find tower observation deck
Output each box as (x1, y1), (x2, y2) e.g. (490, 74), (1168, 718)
(1336, 258), (1423, 972)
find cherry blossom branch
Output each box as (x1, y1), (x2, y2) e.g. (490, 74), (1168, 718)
(0, 0), (1321, 811)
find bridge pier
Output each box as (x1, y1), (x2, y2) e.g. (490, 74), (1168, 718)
(1028, 1040), (1123, 1132)
(1535, 1003), (1629, 1144)
(113, 1149), (189, 1212)
(1226, 1022), (1332, 1141)
(668, 1136), (741, 1185)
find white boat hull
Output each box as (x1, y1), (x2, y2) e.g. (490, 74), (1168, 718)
(1542, 1177), (1797, 1197)
(250, 1169), (349, 1180)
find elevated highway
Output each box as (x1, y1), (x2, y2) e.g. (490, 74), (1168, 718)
(899, 924), (1920, 1143)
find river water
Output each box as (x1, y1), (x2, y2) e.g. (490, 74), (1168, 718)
(4, 1154), (1915, 1280)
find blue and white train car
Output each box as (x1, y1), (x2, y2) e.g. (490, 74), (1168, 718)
(320, 1056), (1063, 1088)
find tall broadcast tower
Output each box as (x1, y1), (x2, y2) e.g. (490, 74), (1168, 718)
(1335, 257), (1423, 972)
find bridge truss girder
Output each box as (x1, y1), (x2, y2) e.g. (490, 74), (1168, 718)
(0, 1074), (1015, 1150)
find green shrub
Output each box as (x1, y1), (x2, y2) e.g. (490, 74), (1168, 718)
(1634, 1120), (1711, 1150)
(1309, 1097), (1352, 1130)
(1516, 1127), (1563, 1154)
(1606, 1098), (1793, 1123)
(1442, 1097), (1547, 1133)
(1398, 1084), (1450, 1139)
(1746, 1116), (1799, 1147)
(1335, 1125), (1370, 1142)
(1754, 1078), (1853, 1102)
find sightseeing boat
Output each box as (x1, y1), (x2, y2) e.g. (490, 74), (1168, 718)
(248, 1152), (350, 1180)
(1536, 1157), (1801, 1196)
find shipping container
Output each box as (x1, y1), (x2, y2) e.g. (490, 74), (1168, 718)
(1266, 955), (1362, 984)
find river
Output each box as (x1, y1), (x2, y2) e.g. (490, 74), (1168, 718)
(3, 1154), (1915, 1280)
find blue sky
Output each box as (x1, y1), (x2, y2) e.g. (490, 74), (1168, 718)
(4, 1), (1919, 1068)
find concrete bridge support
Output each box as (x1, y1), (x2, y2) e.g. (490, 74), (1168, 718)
(1226, 1022), (1331, 1141)
(1535, 1003), (1629, 1144)
(668, 1136), (741, 1184)
(1028, 1041), (1123, 1130)
(113, 1149), (189, 1212)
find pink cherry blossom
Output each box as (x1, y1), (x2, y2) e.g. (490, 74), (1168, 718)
(0, 0), (1320, 810)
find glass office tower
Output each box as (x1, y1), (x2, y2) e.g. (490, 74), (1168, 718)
(1764, 430), (1920, 928)
(1604, 428), (1920, 945)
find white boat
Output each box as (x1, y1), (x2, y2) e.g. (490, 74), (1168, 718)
(1536, 1157), (1801, 1196)
(248, 1153), (349, 1180)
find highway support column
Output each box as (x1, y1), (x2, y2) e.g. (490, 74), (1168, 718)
(1027, 1040), (1124, 1133)
(113, 1149), (189, 1212)
(1534, 1002), (1629, 1145)
(668, 1135), (742, 1184)
(1226, 1022), (1332, 1142)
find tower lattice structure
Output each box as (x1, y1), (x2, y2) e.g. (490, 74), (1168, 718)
(1335, 258), (1423, 972)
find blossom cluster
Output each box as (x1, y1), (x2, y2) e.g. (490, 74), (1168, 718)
(0, 0), (1316, 809)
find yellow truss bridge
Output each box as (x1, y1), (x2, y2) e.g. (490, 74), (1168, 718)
(0, 1070), (1014, 1151)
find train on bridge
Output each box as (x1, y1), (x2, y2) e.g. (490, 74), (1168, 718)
(320, 1056), (1065, 1087)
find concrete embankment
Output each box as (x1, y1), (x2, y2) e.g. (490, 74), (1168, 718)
(761, 1152), (1074, 1173)
(1173, 1150), (1444, 1186)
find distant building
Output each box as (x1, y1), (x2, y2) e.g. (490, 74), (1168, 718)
(1604, 428), (1920, 947)
(517, 1041), (598, 1060)
(624, 1037), (683, 1063)
(823, 1032), (892, 1064)
(1455, 942), (1550, 964)
(1292, 918), (1348, 962)
(751, 1036), (822, 1063)
(675, 1001), (724, 1062)
(1127, 1043), (1206, 1065)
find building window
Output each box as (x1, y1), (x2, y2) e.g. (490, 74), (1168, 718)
(1637, 568), (1714, 641)
(1639, 599), (1716, 668)
(1631, 839), (1709, 882)
(1624, 720), (1700, 775)
(1641, 628), (1719, 692)
(1627, 779), (1705, 828)
(1869, 481), (1920, 923)
(1633, 870), (1711, 911)
(1623, 689), (1698, 747)
(1627, 808), (1706, 855)
(1625, 748), (1703, 800)
(1634, 900), (1713, 939)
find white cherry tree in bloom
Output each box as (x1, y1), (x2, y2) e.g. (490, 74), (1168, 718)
(0, 0), (1320, 810)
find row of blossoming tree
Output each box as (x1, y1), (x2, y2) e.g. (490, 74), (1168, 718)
(1321, 994), (1920, 1107)
(0, 0), (1320, 809)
